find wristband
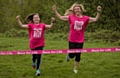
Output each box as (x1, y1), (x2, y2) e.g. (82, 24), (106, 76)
(52, 20), (56, 23)
(97, 11), (101, 13)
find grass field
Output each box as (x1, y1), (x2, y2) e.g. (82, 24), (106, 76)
(0, 37), (120, 78)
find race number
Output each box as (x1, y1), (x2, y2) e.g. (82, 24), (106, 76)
(33, 28), (42, 38)
(74, 21), (84, 30)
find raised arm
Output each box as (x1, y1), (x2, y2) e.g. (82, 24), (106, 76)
(45, 17), (55, 29)
(16, 15), (28, 28)
(89, 6), (101, 23)
(52, 5), (69, 21)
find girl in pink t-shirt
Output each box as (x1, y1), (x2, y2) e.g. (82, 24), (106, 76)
(16, 13), (55, 76)
(52, 3), (101, 73)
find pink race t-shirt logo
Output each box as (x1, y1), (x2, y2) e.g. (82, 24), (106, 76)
(33, 28), (42, 38)
(74, 21), (84, 30)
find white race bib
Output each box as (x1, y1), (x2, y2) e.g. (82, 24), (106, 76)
(74, 21), (84, 30)
(33, 28), (42, 38)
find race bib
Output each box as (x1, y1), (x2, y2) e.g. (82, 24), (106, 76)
(33, 28), (42, 38)
(74, 21), (84, 30)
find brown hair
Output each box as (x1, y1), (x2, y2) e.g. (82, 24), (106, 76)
(25, 13), (39, 23)
(64, 3), (86, 16)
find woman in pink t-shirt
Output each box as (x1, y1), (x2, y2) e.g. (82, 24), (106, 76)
(52, 3), (101, 73)
(16, 13), (55, 76)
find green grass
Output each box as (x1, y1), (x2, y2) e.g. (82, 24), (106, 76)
(0, 37), (120, 78)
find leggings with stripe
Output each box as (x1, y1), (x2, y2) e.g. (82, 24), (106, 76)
(31, 46), (43, 70)
(69, 42), (84, 62)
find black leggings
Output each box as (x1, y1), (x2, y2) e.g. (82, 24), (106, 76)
(69, 42), (84, 62)
(31, 46), (43, 70)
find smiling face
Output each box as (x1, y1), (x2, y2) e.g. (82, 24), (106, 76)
(73, 6), (82, 15)
(33, 14), (40, 24)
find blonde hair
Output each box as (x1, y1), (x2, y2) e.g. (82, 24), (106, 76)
(64, 3), (86, 16)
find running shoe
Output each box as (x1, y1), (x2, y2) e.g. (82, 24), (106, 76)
(66, 54), (70, 62)
(36, 70), (40, 76)
(32, 62), (36, 69)
(73, 70), (78, 74)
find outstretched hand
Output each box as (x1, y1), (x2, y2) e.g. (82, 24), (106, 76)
(16, 15), (20, 20)
(51, 17), (55, 23)
(52, 5), (56, 11)
(97, 6), (101, 12)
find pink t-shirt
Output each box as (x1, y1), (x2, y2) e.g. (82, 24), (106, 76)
(28, 23), (46, 49)
(68, 14), (89, 43)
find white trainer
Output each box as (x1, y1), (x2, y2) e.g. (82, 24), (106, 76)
(73, 70), (78, 74)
